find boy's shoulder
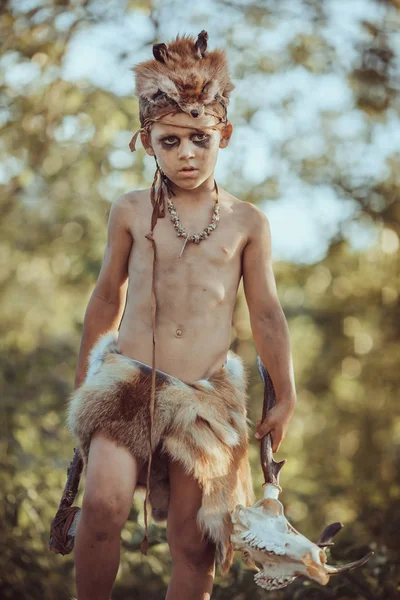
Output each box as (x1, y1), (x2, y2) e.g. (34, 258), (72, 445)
(223, 189), (267, 215)
(223, 191), (269, 237)
(110, 190), (149, 222)
(114, 189), (146, 207)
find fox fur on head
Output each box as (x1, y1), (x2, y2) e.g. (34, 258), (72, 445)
(132, 30), (234, 126)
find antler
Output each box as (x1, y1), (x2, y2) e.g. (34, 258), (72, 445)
(255, 355), (374, 576)
(256, 355), (286, 487)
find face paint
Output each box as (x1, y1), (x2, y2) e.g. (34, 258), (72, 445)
(149, 116), (222, 188)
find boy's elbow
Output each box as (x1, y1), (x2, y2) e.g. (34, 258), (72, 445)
(251, 303), (285, 326)
(92, 290), (120, 306)
(92, 278), (128, 307)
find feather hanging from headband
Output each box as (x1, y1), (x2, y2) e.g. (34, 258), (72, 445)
(131, 30), (235, 119)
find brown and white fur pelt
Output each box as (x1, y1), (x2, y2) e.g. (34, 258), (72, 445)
(66, 331), (255, 573)
(132, 30), (235, 118)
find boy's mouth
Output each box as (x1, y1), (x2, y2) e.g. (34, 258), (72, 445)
(179, 166), (198, 172)
(178, 167), (199, 178)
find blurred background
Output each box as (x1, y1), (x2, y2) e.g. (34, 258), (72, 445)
(1, 0), (399, 598)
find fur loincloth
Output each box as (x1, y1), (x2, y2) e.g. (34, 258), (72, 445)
(66, 331), (255, 573)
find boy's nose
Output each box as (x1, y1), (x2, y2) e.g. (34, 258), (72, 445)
(178, 142), (195, 159)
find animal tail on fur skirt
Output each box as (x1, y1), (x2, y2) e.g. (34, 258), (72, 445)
(48, 447), (83, 555)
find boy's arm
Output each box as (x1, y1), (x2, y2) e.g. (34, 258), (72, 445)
(242, 204), (296, 452)
(74, 194), (133, 390)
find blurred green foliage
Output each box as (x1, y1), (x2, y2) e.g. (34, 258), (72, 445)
(1, 1), (399, 599)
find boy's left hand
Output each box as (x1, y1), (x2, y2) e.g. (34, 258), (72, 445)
(254, 401), (296, 453)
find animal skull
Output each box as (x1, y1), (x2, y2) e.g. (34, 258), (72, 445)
(231, 483), (372, 590)
(230, 356), (373, 590)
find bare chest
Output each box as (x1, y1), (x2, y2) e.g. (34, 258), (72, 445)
(127, 196), (248, 306)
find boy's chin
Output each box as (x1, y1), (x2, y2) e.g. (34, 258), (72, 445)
(167, 174), (206, 190)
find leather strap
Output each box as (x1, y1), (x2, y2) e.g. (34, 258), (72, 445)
(140, 166), (166, 555)
(136, 106), (228, 554)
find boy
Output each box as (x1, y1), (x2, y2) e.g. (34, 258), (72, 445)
(68, 31), (297, 600)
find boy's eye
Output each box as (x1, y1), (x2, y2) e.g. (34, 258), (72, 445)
(193, 133), (209, 142)
(161, 134), (209, 146)
(163, 136), (177, 145)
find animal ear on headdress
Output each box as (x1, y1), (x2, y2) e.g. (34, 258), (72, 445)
(195, 30), (208, 58)
(153, 43), (169, 63)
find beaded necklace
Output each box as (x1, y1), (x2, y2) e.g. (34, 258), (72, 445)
(167, 180), (220, 257)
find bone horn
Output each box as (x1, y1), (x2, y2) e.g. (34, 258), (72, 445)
(325, 551), (374, 574)
(256, 355), (286, 487)
(316, 521), (344, 547)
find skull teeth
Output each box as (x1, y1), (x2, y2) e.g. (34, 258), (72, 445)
(240, 531), (286, 555)
(254, 572), (295, 591)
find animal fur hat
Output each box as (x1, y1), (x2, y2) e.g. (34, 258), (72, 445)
(129, 29), (234, 151)
(132, 29), (235, 125)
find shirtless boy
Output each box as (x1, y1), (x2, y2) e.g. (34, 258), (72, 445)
(68, 31), (297, 600)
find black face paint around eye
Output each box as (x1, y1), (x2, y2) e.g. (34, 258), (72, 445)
(160, 133), (211, 148)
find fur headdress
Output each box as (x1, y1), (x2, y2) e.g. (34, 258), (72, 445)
(132, 30), (234, 124)
(128, 32), (234, 554)
(131, 30), (234, 134)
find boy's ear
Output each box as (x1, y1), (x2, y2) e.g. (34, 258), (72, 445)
(219, 121), (233, 149)
(140, 130), (155, 156)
